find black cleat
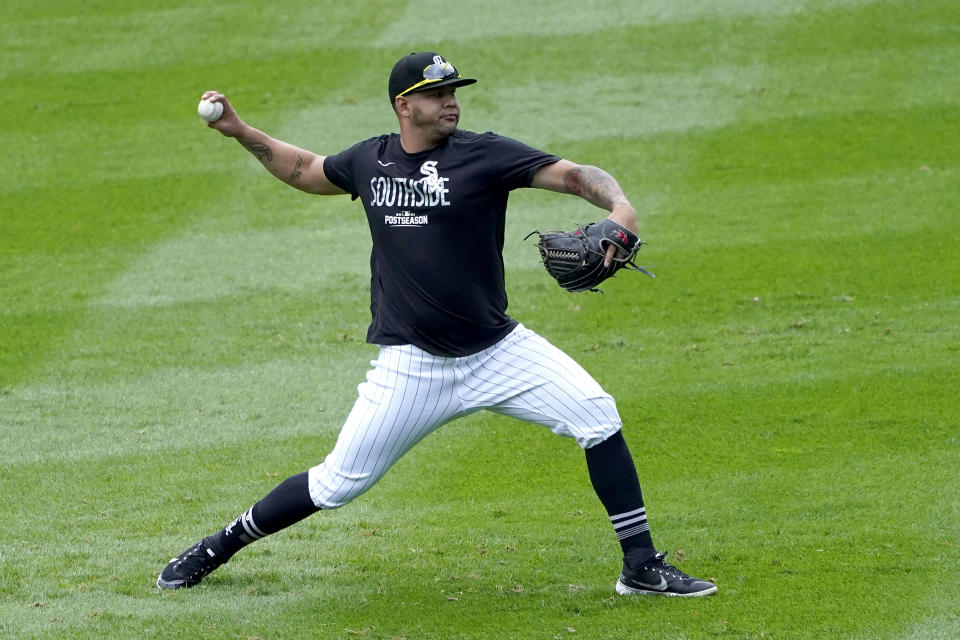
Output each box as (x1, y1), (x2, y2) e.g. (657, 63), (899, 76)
(157, 539), (225, 589)
(616, 550), (717, 597)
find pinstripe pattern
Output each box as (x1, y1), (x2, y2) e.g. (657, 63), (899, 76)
(472, 327), (620, 447)
(308, 324), (621, 509)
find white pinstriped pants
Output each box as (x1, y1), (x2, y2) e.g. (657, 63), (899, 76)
(307, 324), (621, 509)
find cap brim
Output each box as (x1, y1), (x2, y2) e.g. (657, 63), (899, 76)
(406, 77), (477, 95)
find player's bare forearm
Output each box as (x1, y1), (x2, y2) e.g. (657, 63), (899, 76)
(198, 91), (344, 196)
(563, 164), (628, 209)
(532, 160), (638, 233)
(234, 125), (343, 195)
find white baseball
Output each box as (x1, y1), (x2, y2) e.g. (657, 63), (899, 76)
(197, 99), (223, 122)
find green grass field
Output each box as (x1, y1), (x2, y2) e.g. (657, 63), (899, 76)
(2, 1), (959, 638)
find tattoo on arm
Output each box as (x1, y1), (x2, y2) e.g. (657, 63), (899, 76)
(564, 165), (630, 210)
(242, 141), (273, 162)
(289, 154), (304, 182)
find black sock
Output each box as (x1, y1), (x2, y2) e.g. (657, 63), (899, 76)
(205, 471), (320, 560)
(584, 430), (656, 556)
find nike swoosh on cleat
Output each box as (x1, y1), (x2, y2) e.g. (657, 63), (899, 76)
(633, 575), (668, 591)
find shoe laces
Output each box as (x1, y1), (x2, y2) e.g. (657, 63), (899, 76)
(643, 551), (693, 581)
(170, 543), (219, 578)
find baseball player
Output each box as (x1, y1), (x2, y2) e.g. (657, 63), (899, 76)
(158, 52), (716, 597)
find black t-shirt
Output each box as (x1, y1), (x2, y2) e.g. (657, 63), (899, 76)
(323, 130), (559, 357)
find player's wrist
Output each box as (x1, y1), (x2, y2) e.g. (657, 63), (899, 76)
(229, 122), (258, 141)
(608, 204), (638, 232)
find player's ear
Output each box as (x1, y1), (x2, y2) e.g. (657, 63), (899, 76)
(394, 95), (411, 117)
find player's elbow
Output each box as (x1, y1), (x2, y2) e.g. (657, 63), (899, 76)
(531, 159), (580, 194)
(297, 157), (346, 195)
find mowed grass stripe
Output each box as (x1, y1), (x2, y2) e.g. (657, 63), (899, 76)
(374, 0), (874, 46)
(0, 351), (369, 463)
(0, 1), (400, 78)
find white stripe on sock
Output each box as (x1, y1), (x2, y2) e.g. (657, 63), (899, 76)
(612, 514), (648, 530)
(616, 523), (651, 540)
(610, 507), (646, 523)
(240, 508), (266, 539)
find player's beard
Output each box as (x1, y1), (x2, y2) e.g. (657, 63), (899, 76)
(411, 104), (458, 142)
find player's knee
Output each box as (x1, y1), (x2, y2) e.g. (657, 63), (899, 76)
(576, 422), (622, 450)
(571, 395), (622, 449)
(306, 463), (381, 509)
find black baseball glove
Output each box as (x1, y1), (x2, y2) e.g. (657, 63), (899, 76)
(525, 219), (653, 293)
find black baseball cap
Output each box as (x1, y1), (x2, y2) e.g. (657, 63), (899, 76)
(389, 52), (477, 104)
